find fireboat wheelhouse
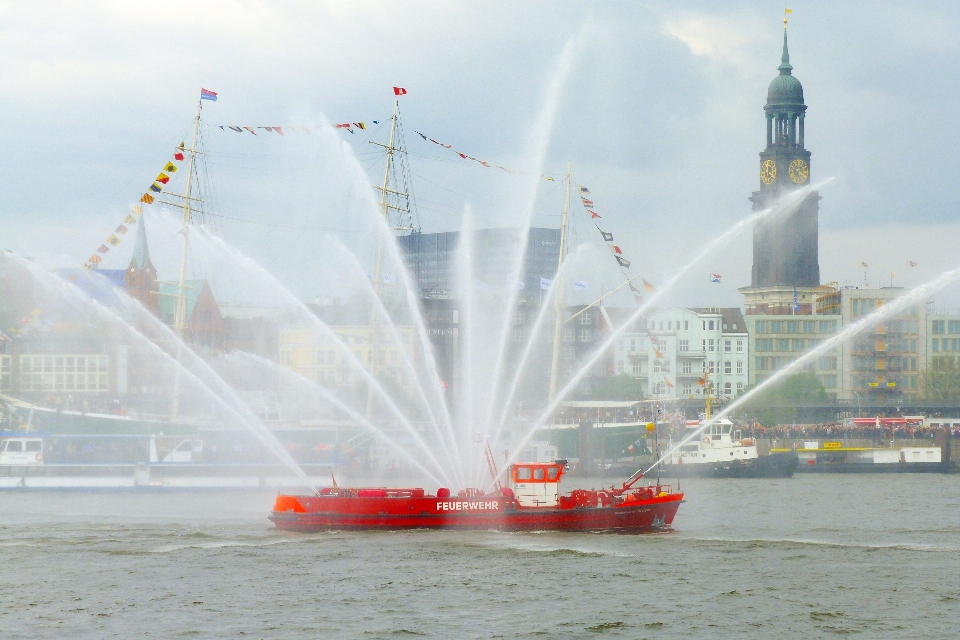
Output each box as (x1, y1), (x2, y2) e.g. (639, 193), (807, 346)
(270, 457), (683, 533)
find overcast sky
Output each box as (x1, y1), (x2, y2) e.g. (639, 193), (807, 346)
(3, 1), (960, 309)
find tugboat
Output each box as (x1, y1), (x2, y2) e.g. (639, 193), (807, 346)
(662, 418), (798, 478)
(270, 452), (683, 533)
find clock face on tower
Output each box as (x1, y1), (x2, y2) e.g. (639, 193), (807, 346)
(760, 159), (777, 184)
(789, 158), (809, 184)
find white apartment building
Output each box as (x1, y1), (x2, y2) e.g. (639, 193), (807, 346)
(613, 307), (749, 401)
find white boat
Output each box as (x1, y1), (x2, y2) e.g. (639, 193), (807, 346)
(0, 437), (44, 465)
(662, 419), (797, 478)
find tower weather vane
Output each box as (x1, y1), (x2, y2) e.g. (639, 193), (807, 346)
(784, 6), (792, 28)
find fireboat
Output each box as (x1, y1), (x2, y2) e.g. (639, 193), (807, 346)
(270, 448), (683, 533)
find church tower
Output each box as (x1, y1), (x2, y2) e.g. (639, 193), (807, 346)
(740, 22), (821, 315)
(125, 217), (159, 316)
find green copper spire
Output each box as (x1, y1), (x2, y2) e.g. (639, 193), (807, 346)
(778, 29), (793, 74)
(132, 216), (151, 270)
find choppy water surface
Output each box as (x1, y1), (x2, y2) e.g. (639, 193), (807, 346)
(1, 474), (958, 638)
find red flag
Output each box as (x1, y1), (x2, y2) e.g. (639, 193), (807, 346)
(588, 210), (601, 218)
(174, 152), (185, 161)
(97, 245), (109, 254)
(458, 153), (467, 159)
(393, 87), (407, 95)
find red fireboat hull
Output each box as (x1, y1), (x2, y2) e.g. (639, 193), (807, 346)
(269, 492), (683, 533)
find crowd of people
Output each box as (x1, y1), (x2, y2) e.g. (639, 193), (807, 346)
(741, 422), (958, 441)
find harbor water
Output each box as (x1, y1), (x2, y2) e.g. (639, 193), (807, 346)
(1, 474), (958, 638)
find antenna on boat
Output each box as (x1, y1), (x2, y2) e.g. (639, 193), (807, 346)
(483, 437), (503, 493)
(548, 162), (573, 400)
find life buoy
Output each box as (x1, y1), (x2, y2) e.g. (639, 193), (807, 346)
(35, 453), (43, 463)
(701, 436), (710, 444)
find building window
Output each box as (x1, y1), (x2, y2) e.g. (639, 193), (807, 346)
(579, 312), (593, 325)
(679, 339), (689, 352)
(701, 339), (706, 351)
(724, 361), (732, 374)
(724, 340), (731, 353)
(514, 310), (526, 325)
(652, 382), (665, 395)
(512, 327), (524, 342)
(709, 320), (715, 330)
(564, 346), (576, 361)
(682, 361), (692, 374)
(932, 320), (945, 334)
(736, 382), (744, 394)
(616, 360), (624, 374)
(632, 360), (642, 375)
(18, 354), (108, 393)
(0, 355), (9, 391)
(724, 382), (732, 395)
(684, 321), (689, 331)
(682, 382), (693, 396)
(564, 328), (575, 343)
(577, 327), (593, 342)
(708, 339), (715, 352)
(653, 360), (661, 373)
(736, 339), (744, 353)
(777, 339), (790, 352)
(736, 360), (743, 375)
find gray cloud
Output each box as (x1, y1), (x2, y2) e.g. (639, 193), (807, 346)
(2, 1), (959, 307)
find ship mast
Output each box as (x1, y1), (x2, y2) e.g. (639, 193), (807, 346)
(365, 98), (413, 416)
(548, 163), (572, 400)
(169, 100), (202, 421)
(373, 98), (401, 292)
